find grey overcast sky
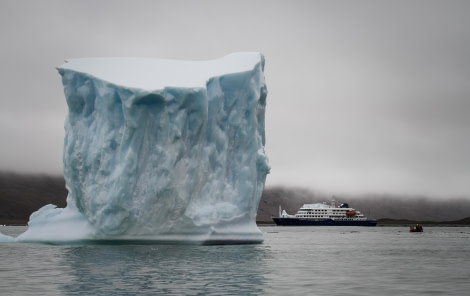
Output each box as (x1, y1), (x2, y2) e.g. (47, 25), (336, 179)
(1, 0), (470, 197)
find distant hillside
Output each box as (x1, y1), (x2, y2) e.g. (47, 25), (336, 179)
(1, 173), (470, 225)
(259, 186), (470, 222)
(0, 172), (67, 224)
(377, 217), (470, 225)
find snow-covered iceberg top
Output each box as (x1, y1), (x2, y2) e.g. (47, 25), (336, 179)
(0, 52), (269, 244)
(58, 53), (264, 90)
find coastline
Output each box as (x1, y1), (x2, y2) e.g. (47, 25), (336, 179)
(3, 219), (470, 227)
(257, 217), (470, 227)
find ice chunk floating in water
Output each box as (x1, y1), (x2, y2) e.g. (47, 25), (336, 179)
(2, 53), (269, 244)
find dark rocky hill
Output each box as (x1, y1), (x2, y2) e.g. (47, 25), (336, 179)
(1, 172), (469, 225)
(0, 172), (67, 224)
(259, 186), (470, 222)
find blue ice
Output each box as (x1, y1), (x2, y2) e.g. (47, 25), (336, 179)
(0, 53), (269, 244)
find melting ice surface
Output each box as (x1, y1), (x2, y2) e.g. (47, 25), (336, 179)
(1, 52), (269, 244)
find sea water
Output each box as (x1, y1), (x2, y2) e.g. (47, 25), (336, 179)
(0, 225), (468, 295)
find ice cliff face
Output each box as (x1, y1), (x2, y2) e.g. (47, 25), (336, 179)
(10, 53), (269, 244)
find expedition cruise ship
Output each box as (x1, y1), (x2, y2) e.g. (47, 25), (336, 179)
(272, 201), (377, 226)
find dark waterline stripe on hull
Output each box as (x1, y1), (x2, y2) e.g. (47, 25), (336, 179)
(272, 218), (377, 227)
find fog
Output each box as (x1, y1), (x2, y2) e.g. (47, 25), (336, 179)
(1, 1), (470, 197)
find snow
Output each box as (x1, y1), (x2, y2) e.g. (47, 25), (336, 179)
(57, 52), (264, 90)
(0, 52), (269, 244)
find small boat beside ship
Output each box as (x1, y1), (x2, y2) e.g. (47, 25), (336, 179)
(409, 224), (423, 232)
(272, 201), (377, 226)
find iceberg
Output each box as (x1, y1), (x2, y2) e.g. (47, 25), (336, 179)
(0, 52), (269, 244)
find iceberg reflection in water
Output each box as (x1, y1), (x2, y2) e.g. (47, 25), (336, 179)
(1, 226), (469, 295)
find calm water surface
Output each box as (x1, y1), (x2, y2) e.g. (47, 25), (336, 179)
(0, 225), (469, 295)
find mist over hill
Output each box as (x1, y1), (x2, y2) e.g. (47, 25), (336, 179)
(1, 172), (469, 224)
(259, 186), (470, 222)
